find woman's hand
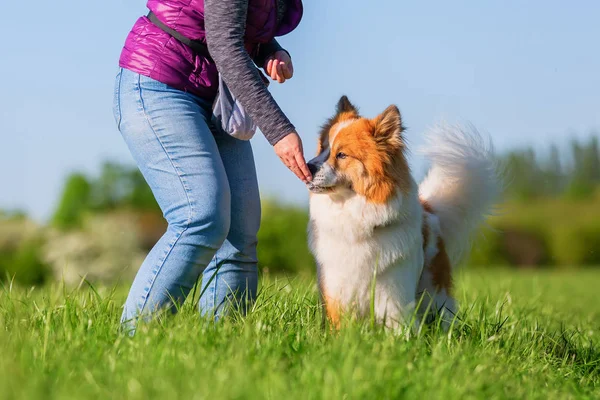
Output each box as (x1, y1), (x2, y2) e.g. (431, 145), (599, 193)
(264, 50), (294, 83)
(273, 132), (312, 183)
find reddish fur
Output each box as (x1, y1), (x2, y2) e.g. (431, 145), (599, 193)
(322, 293), (341, 329)
(420, 199), (453, 294)
(318, 270), (342, 329)
(429, 238), (453, 294)
(422, 215), (430, 250)
(317, 104), (359, 154)
(421, 199), (434, 214)
(324, 107), (412, 203)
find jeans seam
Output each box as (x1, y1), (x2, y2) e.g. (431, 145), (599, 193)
(135, 74), (195, 226)
(212, 255), (219, 311)
(115, 68), (123, 130)
(136, 226), (186, 313)
(134, 74), (195, 312)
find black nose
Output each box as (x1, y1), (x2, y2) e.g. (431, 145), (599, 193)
(307, 161), (319, 176)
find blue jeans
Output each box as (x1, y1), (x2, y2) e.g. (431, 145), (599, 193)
(113, 68), (260, 330)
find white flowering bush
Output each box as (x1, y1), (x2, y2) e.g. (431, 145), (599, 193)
(43, 212), (145, 286)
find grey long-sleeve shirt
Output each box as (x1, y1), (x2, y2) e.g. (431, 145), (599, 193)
(204, 0), (296, 146)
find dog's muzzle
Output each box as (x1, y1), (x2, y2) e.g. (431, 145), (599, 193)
(306, 149), (339, 193)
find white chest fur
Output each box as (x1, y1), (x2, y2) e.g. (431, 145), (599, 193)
(308, 187), (424, 324)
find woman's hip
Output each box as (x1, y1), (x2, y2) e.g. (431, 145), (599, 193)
(112, 67), (260, 237)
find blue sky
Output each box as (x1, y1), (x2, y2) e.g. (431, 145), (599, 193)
(1, 1), (599, 221)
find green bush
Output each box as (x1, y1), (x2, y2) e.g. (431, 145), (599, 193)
(468, 226), (552, 268)
(468, 228), (509, 267)
(550, 224), (600, 266)
(0, 216), (49, 285)
(0, 237), (50, 285)
(467, 196), (600, 268)
(257, 200), (314, 275)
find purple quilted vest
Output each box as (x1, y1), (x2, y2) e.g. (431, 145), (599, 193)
(119, 0), (303, 99)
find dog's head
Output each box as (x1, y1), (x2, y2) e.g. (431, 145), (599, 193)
(307, 96), (412, 203)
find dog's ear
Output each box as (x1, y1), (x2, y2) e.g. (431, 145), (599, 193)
(372, 105), (404, 146)
(318, 96), (360, 150)
(335, 95), (359, 116)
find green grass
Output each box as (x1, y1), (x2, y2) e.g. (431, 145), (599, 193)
(1, 269), (599, 400)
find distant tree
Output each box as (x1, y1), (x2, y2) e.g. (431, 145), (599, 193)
(587, 136), (600, 182)
(502, 148), (544, 201)
(89, 162), (158, 212)
(52, 173), (92, 230)
(125, 169), (159, 211)
(565, 138), (597, 199)
(91, 162), (128, 210)
(0, 209), (28, 220)
(542, 144), (565, 196)
(501, 133), (600, 201)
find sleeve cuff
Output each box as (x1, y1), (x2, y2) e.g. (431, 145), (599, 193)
(253, 39), (286, 68)
(264, 123), (295, 146)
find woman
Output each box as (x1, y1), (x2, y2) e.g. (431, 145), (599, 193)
(113, 0), (310, 330)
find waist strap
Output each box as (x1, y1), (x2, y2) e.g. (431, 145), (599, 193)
(147, 11), (212, 59)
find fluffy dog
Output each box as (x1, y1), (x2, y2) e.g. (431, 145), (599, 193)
(306, 96), (500, 329)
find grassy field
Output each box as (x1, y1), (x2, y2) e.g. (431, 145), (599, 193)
(1, 269), (598, 400)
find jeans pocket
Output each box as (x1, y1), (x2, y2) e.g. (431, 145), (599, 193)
(113, 68), (123, 130)
(137, 73), (171, 91)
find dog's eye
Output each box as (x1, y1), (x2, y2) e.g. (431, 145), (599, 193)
(336, 152), (347, 160)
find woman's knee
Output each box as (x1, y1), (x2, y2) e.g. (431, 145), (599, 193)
(166, 190), (231, 250)
(192, 207), (231, 248)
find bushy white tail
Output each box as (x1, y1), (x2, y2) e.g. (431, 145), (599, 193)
(418, 123), (501, 266)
